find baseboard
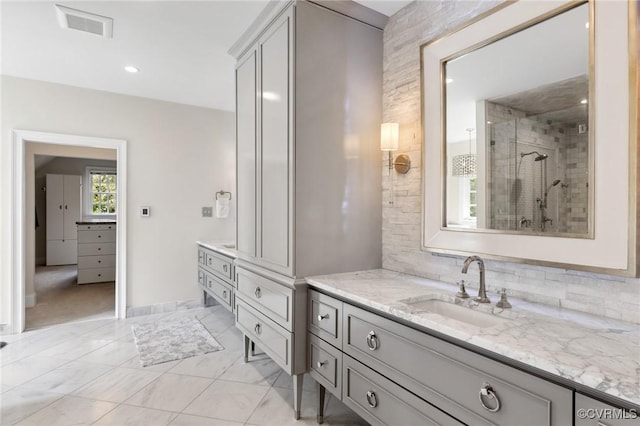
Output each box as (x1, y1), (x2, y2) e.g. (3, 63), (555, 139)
(126, 298), (203, 318)
(25, 292), (37, 308)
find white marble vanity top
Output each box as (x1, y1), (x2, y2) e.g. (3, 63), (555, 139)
(196, 240), (237, 258)
(306, 269), (640, 407)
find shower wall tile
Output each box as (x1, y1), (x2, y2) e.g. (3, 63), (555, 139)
(382, 0), (640, 324)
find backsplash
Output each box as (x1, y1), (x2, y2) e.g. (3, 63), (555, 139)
(381, 0), (640, 324)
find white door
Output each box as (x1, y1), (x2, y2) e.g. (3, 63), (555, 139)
(62, 175), (81, 240)
(46, 174), (64, 241)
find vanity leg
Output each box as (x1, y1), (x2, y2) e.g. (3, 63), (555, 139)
(243, 335), (250, 363)
(293, 373), (303, 420)
(251, 340), (255, 356)
(317, 382), (326, 424)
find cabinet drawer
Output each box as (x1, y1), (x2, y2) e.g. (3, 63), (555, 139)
(575, 394), (640, 425)
(77, 224), (115, 231)
(78, 242), (116, 256)
(198, 269), (206, 287)
(198, 248), (206, 266)
(78, 267), (115, 284)
(78, 230), (116, 244)
(343, 354), (463, 426)
(236, 267), (292, 330)
(205, 272), (233, 311)
(309, 290), (342, 349)
(343, 304), (573, 426)
(308, 333), (342, 400)
(204, 252), (232, 281)
(236, 299), (292, 373)
(78, 254), (115, 269)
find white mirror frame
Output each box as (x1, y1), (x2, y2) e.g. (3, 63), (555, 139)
(422, 0), (639, 276)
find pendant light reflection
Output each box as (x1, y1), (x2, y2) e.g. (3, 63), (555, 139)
(452, 128), (476, 177)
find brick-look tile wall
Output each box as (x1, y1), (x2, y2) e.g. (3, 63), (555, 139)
(381, 0), (640, 324)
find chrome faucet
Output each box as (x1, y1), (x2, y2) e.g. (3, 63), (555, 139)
(461, 255), (490, 303)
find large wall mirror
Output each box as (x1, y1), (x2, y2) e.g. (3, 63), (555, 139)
(422, 0), (638, 275)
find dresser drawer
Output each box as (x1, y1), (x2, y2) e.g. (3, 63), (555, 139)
(343, 304), (573, 426)
(77, 224), (115, 231)
(575, 394), (639, 426)
(78, 267), (115, 284)
(309, 290), (342, 349)
(78, 242), (116, 256)
(78, 254), (115, 269)
(236, 299), (292, 373)
(236, 267), (292, 330)
(78, 229), (116, 244)
(308, 333), (342, 400)
(205, 272), (233, 311)
(343, 354), (463, 426)
(204, 251), (232, 281)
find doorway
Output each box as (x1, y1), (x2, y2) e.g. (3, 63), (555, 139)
(27, 154), (118, 329)
(9, 130), (127, 334)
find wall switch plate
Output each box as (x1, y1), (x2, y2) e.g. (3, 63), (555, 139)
(141, 206), (150, 217)
(202, 206), (213, 217)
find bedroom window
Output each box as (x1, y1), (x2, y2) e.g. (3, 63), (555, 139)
(86, 167), (116, 215)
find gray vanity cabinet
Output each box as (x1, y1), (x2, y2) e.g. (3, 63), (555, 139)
(308, 289), (574, 425)
(197, 244), (235, 312)
(575, 394), (640, 426)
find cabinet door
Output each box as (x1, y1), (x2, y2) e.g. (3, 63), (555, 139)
(236, 48), (258, 259)
(46, 174), (64, 240)
(63, 175), (81, 240)
(259, 9), (292, 271)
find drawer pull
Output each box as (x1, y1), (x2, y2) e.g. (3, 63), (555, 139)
(98, 235), (101, 238)
(223, 264), (228, 272)
(223, 290), (227, 298)
(254, 287), (262, 298)
(317, 314), (329, 321)
(366, 331), (379, 351)
(254, 323), (262, 335)
(316, 360), (327, 368)
(479, 383), (501, 413)
(366, 390), (378, 408)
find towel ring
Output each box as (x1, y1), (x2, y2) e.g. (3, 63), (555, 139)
(216, 190), (232, 200)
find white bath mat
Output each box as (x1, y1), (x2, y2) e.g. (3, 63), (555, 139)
(132, 316), (223, 367)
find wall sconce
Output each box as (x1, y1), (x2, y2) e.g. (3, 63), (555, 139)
(380, 122), (411, 174)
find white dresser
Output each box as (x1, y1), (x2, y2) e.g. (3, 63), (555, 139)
(76, 222), (116, 284)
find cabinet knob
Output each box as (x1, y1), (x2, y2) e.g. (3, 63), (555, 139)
(98, 260), (101, 263)
(65, 205), (68, 210)
(98, 248), (101, 251)
(98, 273), (101, 277)
(316, 360), (327, 368)
(223, 290), (227, 298)
(223, 264), (228, 272)
(366, 330), (379, 351)
(59, 205), (63, 210)
(254, 323), (262, 335)
(317, 314), (329, 321)
(479, 383), (501, 412)
(98, 235), (101, 238)
(366, 391), (378, 408)
(254, 287), (262, 298)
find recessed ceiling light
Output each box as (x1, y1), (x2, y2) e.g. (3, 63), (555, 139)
(124, 66), (139, 73)
(580, 99), (588, 104)
(445, 78), (454, 84)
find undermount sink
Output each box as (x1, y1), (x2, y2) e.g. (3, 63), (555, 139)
(401, 298), (510, 328)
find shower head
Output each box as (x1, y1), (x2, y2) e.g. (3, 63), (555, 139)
(521, 151), (548, 161)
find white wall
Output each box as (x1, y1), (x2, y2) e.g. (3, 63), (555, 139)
(1, 76), (236, 329)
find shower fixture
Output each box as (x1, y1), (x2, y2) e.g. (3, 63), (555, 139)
(520, 151), (548, 161)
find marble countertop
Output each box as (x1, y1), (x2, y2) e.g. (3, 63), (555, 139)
(306, 269), (640, 408)
(197, 241), (237, 258)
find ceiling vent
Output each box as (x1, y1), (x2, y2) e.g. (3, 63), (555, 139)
(56, 4), (113, 38)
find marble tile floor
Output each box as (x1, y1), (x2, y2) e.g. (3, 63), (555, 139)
(1, 305), (369, 426)
(26, 265), (115, 330)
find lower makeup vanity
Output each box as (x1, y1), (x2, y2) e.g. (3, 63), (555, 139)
(306, 271), (640, 426)
(197, 242), (236, 312)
